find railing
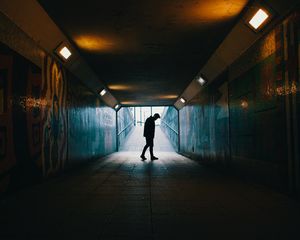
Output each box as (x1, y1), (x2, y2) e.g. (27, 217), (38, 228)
(117, 122), (134, 136)
(161, 120), (178, 135)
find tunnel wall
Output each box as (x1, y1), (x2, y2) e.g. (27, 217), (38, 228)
(117, 107), (134, 149)
(0, 42), (117, 194)
(67, 68), (116, 166)
(179, 11), (300, 191)
(179, 74), (230, 167)
(161, 106), (179, 150)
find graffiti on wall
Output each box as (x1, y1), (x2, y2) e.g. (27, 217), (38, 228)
(0, 40), (119, 194)
(41, 56), (67, 177)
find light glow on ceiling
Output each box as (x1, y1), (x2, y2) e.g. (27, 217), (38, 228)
(74, 35), (117, 52)
(249, 9), (269, 30)
(158, 95), (178, 99)
(59, 46), (72, 60)
(121, 101), (140, 105)
(183, 0), (248, 23)
(108, 84), (133, 91)
(115, 104), (120, 109)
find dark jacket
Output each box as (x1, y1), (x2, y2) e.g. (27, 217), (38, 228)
(143, 116), (155, 138)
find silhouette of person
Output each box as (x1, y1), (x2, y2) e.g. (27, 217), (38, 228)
(140, 113), (160, 161)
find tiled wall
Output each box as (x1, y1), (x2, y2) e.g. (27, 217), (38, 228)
(0, 43), (117, 194)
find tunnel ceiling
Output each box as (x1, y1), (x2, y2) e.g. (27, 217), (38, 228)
(38, 0), (249, 106)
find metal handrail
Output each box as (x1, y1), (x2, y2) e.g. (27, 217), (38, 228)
(117, 122), (134, 136)
(161, 120), (178, 135)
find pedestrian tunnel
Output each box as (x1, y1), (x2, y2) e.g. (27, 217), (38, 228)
(1, 1), (300, 238)
(116, 106), (179, 155)
(0, 0), (300, 200)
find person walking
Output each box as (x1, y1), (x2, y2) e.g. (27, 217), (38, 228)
(140, 113), (160, 161)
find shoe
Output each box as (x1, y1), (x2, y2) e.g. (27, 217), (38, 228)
(151, 156), (158, 161)
(140, 155), (147, 161)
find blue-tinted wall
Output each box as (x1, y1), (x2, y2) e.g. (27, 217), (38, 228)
(179, 77), (230, 167)
(117, 107), (134, 149)
(67, 73), (116, 166)
(161, 106), (179, 150)
(179, 11), (300, 192)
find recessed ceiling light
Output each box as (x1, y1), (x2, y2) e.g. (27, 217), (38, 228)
(115, 104), (120, 109)
(58, 46), (72, 60)
(197, 76), (206, 86)
(99, 89), (107, 96)
(180, 98), (186, 104)
(249, 9), (269, 30)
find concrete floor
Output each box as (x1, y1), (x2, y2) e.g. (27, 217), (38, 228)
(0, 151), (300, 240)
(119, 126), (175, 152)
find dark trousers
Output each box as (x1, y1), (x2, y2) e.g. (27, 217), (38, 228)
(141, 137), (154, 157)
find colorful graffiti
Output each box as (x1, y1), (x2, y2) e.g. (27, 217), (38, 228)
(0, 42), (117, 194)
(41, 56), (67, 177)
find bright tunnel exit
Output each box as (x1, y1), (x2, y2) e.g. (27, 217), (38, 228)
(117, 106), (179, 156)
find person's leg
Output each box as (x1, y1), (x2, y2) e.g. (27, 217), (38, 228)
(141, 144), (148, 157)
(150, 146), (154, 157)
(149, 138), (158, 160)
(141, 137), (149, 160)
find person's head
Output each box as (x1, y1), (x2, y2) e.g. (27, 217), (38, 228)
(153, 113), (160, 120)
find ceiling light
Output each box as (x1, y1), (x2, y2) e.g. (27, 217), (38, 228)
(180, 98), (186, 104)
(197, 76), (206, 86)
(99, 89), (107, 96)
(249, 9), (269, 30)
(58, 46), (72, 60)
(115, 104), (120, 109)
